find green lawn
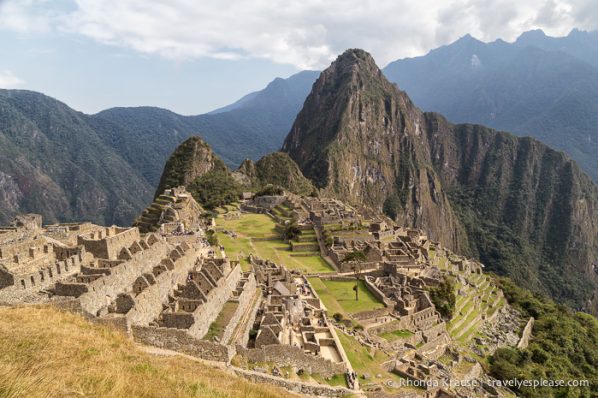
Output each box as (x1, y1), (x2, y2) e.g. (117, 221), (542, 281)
(336, 331), (406, 389)
(216, 213), (334, 274)
(218, 213), (279, 238)
(379, 329), (414, 342)
(308, 278), (384, 315)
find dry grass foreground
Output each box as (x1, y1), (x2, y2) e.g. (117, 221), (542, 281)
(0, 305), (291, 398)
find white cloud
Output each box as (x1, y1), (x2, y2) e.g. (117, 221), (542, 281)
(0, 70), (24, 88)
(0, 0), (595, 69)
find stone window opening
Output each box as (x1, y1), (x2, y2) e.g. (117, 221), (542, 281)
(39, 271), (45, 282)
(56, 263), (61, 274)
(30, 276), (35, 286)
(21, 279), (26, 289)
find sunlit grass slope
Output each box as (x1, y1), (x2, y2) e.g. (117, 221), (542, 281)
(0, 306), (291, 398)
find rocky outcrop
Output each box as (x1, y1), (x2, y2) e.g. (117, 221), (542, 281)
(282, 49), (598, 313)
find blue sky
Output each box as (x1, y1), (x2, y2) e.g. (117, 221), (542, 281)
(0, 28), (298, 115)
(0, 0), (595, 115)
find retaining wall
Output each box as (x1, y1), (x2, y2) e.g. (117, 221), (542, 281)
(132, 325), (235, 362)
(237, 345), (345, 378)
(221, 273), (257, 344)
(232, 368), (352, 397)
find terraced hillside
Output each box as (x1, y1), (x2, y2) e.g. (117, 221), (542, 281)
(214, 205), (334, 274)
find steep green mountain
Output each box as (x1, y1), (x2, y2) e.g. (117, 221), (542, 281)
(154, 137), (312, 211)
(154, 136), (227, 198)
(490, 277), (598, 397)
(283, 49), (598, 314)
(283, 49), (462, 250)
(0, 90), (152, 226)
(237, 152), (315, 196)
(154, 135), (240, 210)
(383, 29), (598, 183)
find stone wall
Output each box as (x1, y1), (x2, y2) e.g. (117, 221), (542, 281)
(132, 325), (235, 362)
(1, 249), (85, 295)
(369, 318), (411, 334)
(56, 239), (170, 315)
(232, 368), (352, 397)
(188, 263), (242, 339)
(290, 242), (320, 252)
(237, 345), (345, 378)
(363, 276), (395, 307)
(417, 333), (450, 360)
(220, 273), (257, 345)
(421, 322), (446, 342)
(517, 317), (534, 349)
(77, 227), (141, 260)
(352, 307), (392, 321)
(124, 246), (199, 327)
(238, 292), (262, 347)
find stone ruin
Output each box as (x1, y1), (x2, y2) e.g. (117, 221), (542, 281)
(0, 213), (265, 365)
(0, 215), (98, 302)
(133, 186), (206, 234)
(1, 191), (519, 397)
(303, 197), (359, 227)
(240, 256), (350, 379)
(240, 194), (287, 214)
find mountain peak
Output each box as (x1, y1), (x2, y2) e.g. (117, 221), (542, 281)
(452, 33), (483, 47)
(337, 48), (375, 62)
(515, 28), (548, 44)
(318, 48), (384, 84)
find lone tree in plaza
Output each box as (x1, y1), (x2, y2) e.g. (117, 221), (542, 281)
(342, 250), (365, 301)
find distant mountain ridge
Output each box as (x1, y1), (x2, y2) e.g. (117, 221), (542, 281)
(384, 28), (598, 182)
(0, 70), (318, 225)
(0, 89), (152, 226)
(283, 49), (598, 314)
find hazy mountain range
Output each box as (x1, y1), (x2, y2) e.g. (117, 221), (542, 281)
(2, 27), (598, 227)
(0, 71), (318, 225)
(385, 28), (598, 183)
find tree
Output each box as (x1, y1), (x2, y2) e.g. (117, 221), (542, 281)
(255, 184), (284, 197)
(282, 221), (302, 241)
(428, 275), (456, 320)
(188, 170), (241, 209)
(342, 251), (365, 301)
(342, 250), (366, 263)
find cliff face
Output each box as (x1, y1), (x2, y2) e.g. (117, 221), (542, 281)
(426, 118), (598, 310)
(283, 49), (462, 250)
(154, 136), (227, 198)
(282, 49), (598, 313)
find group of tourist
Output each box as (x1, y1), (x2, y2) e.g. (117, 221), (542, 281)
(346, 370), (358, 389)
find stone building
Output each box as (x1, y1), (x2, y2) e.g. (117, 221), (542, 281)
(133, 186), (205, 234)
(0, 215), (94, 301)
(157, 257), (242, 339)
(244, 257), (349, 378)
